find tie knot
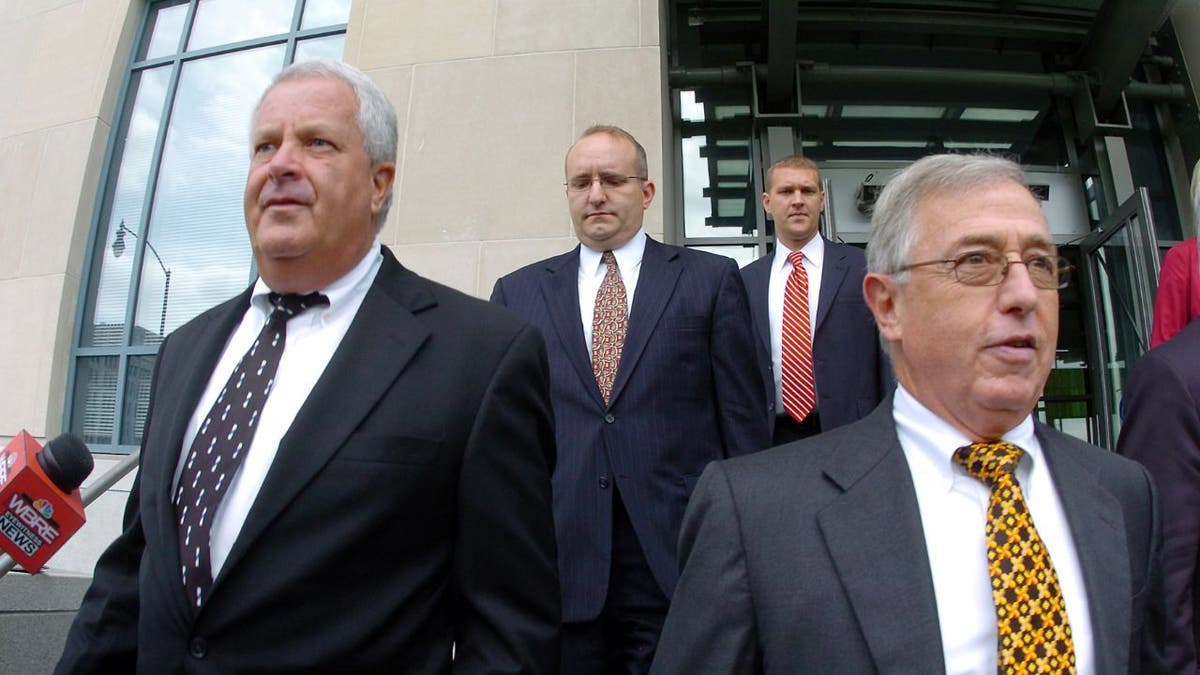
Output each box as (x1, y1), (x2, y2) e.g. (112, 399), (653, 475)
(788, 250), (804, 269)
(601, 250), (618, 269)
(953, 440), (1023, 486)
(268, 291), (329, 322)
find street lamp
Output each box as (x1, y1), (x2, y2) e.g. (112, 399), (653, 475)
(112, 219), (172, 341)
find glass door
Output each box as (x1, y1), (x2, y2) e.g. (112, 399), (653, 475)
(1078, 187), (1160, 448)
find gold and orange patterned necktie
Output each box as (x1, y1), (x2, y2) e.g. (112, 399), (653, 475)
(953, 440), (1076, 674)
(591, 251), (627, 405)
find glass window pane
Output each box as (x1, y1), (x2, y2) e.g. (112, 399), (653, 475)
(133, 45), (285, 345)
(682, 135), (757, 239)
(72, 357), (120, 445)
(294, 34), (345, 62)
(301, 0), (351, 29)
(141, 1), (190, 60)
(687, 245), (760, 268)
(121, 356), (157, 445)
(841, 105), (944, 119)
(188, 0), (296, 51)
(82, 66), (172, 348)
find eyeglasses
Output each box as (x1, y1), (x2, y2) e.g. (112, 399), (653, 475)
(898, 250), (1073, 290)
(565, 173), (646, 192)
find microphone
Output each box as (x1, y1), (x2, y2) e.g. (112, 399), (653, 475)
(0, 430), (93, 572)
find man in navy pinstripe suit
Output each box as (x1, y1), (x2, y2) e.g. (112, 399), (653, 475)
(492, 125), (768, 674)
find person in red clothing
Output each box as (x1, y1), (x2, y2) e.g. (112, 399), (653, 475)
(1150, 161), (1200, 347)
(1151, 237), (1200, 347)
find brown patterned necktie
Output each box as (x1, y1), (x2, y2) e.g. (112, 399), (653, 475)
(781, 250), (815, 422)
(953, 440), (1076, 674)
(592, 251), (627, 405)
(174, 291), (327, 610)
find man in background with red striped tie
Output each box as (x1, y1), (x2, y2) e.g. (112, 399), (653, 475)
(740, 155), (892, 444)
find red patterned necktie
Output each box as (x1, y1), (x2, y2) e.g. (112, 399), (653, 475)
(781, 250), (816, 422)
(592, 251), (627, 405)
(174, 291), (327, 610)
(953, 441), (1076, 674)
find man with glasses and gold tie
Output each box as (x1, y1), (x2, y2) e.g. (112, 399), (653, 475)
(652, 153), (1166, 674)
(493, 125), (768, 674)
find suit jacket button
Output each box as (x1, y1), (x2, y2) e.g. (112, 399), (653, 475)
(189, 637), (207, 659)
(604, 413), (615, 423)
(599, 476), (610, 489)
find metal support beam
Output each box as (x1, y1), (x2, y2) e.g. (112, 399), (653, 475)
(669, 64), (1188, 103)
(1078, 0), (1180, 114)
(765, 0), (798, 108)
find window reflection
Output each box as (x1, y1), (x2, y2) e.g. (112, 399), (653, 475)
(133, 46), (284, 345)
(141, 1), (189, 60)
(83, 67), (171, 348)
(188, 0), (294, 51)
(295, 35), (346, 63)
(121, 356), (157, 445)
(301, 0), (351, 29)
(71, 357), (119, 445)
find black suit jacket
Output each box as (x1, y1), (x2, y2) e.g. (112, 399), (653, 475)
(58, 248), (560, 674)
(492, 237), (769, 623)
(1117, 318), (1200, 672)
(653, 396), (1167, 674)
(740, 239), (892, 430)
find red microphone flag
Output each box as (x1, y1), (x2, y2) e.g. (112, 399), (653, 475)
(0, 430), (86, 572)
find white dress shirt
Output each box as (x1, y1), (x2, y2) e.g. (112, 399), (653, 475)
(767, 236), (824, 413)
(174, 240), (383, 577)
(893, 384), (1094, 675)
(578, 229), (646, 359)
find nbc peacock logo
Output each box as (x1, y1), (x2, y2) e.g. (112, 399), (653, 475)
(32, 498), (54, 520)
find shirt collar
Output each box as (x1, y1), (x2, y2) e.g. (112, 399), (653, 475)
(772, 234), (825, 273)
(251, 239), (383, 321)
(893, 383), (1039, 491)
(579, 228), (647, 275)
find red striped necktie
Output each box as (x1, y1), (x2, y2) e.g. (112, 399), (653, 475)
(781, 250), (815, 422)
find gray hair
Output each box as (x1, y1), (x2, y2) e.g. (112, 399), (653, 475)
(252, 59), (398, 232)
(866, 154), (1029, 279)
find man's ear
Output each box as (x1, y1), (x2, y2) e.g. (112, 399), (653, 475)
(370, 162), (397, 216)
(863, 272), (902, 344)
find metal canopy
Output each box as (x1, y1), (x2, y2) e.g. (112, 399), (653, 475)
(670, 0), (1187, 160)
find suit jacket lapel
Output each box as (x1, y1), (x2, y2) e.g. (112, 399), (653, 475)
(814, 239), (849, 334)
(539, 247), (604, 408)
(816, 401), (946, 672)
(1036, 426), (1129, 672)
(609, 238), (681, 406)
(213, 249), (434, 588)
(741, 255), (772, 357)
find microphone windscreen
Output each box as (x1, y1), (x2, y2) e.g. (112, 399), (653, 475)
(36, 434), (94, 493)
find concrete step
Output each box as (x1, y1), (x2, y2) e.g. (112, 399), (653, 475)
(0, 570), (91, 675)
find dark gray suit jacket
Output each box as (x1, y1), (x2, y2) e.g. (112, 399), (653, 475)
(652, 396), (1167, 674)
(58, 248), (560, 674)
(740, 239), (892, 431)
(492, 237), (769, 623)
(1117, 318), (1200, 672)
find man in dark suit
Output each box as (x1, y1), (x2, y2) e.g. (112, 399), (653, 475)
(652, 154), (1165, 673)
(57, 60), (559, 674)
(1117, 318), (1200, 671)
(740, 155), (891, 443)
(492, 125), (768, 674)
